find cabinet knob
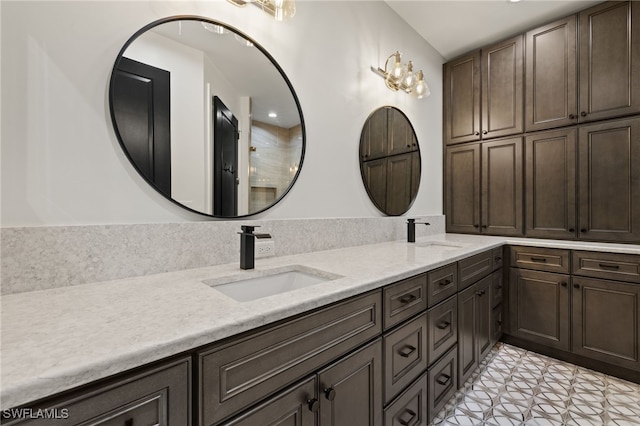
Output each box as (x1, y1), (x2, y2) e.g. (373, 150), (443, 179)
(474, 131), (480, 136)
(580, 111), (588, 117)
(581, 229), (587, 233)
(495, 256), (502, 262)
(569, 228), (575, 232)
(561, 282), (567, 287)
(574, 283), (581, 289)
(496, 320), (502, 326)
(307, 398), (319, 412)
(407, 144), (411, 148)
(569, 114), (576, 119)
(473, 224), (479, 228)
(482, 130), (488, 135)
(399, 345), (417, 358)
(482, 225), (488, 229)
(125, 420), (133, 426)
(436, 373), (452, 386)
(399, 409), (417, 426)
(324, 387), (336, 401)
(436, 320), (451, 330)
(400, 294), (417, 304)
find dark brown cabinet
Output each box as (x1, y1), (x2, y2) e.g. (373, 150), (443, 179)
(6, 357), (192, 426)
(318, 339), (383, 426)
(578, 1), (640, 123)
(386, 152), (416, 216)
(444, 51), (481, 145)
(446, 138), (523, 236)
(508, 268), (571, 351)
(457, 274), (492, 386)
(572, 277), (640, 371)
(578, 117), (640, 242)
(525, 15), (577, 131)
(481, 35), (524, 139)
(525, 129), (577, 239)
(360, 107), (388, 161)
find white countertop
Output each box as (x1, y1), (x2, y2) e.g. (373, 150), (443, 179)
(2, 233), (639, 409)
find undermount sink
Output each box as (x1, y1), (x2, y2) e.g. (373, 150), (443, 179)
(413, 241), (466, 250)
(203, 266), (341, 302)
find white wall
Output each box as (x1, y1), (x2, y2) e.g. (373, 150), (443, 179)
(0, 0), (444, 227)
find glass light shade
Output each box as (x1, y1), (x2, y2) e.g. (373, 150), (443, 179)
(385, 51), (405, 87)
(401, 61), (417, 92)
(413, 71), (430, 99)
(273, 0), (296, 21)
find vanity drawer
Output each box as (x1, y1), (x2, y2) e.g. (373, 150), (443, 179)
(458, 250), (493, 290)
(427, 263), (458, 307)
(491, 269), (503, 308)
(5, 357), (191, 425)
(383, 274), (428, 330)
(572, 251), (640, 283)
(383, 313), (428, 404)
(510, 246), (570, 273)
(199, 291), (382, 425)
(428, 345), (458, 423)
(427, 295), (457, 365)
(383, 372), (428, 426)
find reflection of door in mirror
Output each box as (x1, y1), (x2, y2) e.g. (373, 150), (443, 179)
(112, 58), (171, 197)
(213, 97), (238, 217)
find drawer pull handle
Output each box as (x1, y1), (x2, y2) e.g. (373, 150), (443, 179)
(436, 320), (451, 330)
(531, 257), (547, 263)
(561, 282), (567, 287)
(439, 279), (452, 286)
(400, 294), (417, 304)
(476, 290), (486, 296)
(399, 408), (417, 426)
(495, 256), (502, 262)
(599, 263), (620, 270)
(496, 284), (503, 289)
(324, 387), (336, 401)
(125, 421), (133, 426)
(399, 345), (417, 358)
(574, 284), (581, 289)
(496, 320), (502, 326)
(436, 373), (451, 386)
(307, 398), (319, 412)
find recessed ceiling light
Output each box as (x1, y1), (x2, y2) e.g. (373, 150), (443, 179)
(268, 112), (278, 118)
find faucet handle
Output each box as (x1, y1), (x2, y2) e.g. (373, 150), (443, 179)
(240, 225), (260, 234)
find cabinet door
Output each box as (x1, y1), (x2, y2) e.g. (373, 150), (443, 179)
(579, 1), (640, 122)
(457, 283), (478, 387)
(388, 107), (417, 156)
(525, 16), (577, 131)
(509, 269), (570, 351)
(475, 275), (493, 362)
(481, 137), (523, 236)
(410, 151), (420, 203)
(386, 153), (412, 216)
(223, 377), (316, 426)
(481, 35), (524, 139)
(578, 117), (640, 242)
(362, 158), (387, 213)
(572, 277), (640, 371)
(445, 143), (480, 233)
(525, 128), (577, 239)
(318, 339), (382, 426)
(444, 51), (481, 145)
(360, 107), (388, 161)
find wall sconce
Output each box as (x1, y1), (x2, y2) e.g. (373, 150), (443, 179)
(227, 0), (296, 21)
(371, 51), (430, 99)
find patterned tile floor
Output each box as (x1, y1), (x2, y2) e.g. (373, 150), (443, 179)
(431, 343), (640, 425)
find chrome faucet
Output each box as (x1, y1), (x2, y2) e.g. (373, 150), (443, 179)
(407, 219), (430, 243)
(238, 225), (271, 270)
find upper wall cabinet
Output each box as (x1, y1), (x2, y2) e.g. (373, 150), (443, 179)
(525, 15), (578, 132)
(444, 36), (524, 145)
(578, 1), (640, 123)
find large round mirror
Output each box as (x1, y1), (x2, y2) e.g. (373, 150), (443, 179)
(109, 17), (305, 218)
(359, 107), (421, 216)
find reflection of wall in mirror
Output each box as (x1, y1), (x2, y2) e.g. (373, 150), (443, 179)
(249, 122), (302, 213)
(123, 30), (249, 216)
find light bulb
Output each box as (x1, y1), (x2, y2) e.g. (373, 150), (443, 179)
(413, 70), (430, 99)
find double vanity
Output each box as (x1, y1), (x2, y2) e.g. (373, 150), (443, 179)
(3, 233), (639, 425)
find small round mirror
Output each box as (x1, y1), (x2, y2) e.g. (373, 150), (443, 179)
(359, 106), (421, 215)
(109, 17), (305, 218)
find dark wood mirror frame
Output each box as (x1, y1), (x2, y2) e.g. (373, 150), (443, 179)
(359, 106), (421, 216)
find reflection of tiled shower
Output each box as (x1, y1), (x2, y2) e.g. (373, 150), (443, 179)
(249, 121), (302, 213)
